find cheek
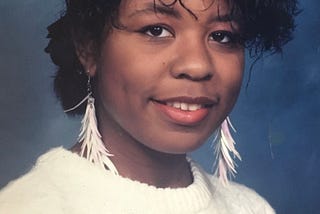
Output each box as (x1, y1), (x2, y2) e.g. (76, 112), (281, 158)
(217, 52), (244, 109)
(97, 45), (139, 99)
(95, 43), (157, 126)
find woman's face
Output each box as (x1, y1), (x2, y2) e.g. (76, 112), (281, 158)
(93, 0), (244, 154)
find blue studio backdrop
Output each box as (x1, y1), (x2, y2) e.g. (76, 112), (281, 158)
(0, 1), (319, 213)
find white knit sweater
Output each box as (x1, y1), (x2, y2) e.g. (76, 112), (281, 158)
(0, 147), (275, 214)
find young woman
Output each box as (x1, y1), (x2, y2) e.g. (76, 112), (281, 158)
(0, 0), (298, 213)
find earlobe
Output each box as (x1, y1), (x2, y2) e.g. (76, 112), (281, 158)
(85, 61), (97, 77)
(76, 46), (97, 76)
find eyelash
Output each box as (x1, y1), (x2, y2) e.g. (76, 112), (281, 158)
(139, 25), (243, 46)
(209, 30), (243, 46)
(139, 25), (173, 38)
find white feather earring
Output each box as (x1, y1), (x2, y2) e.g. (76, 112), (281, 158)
(213, 117), (241, 184)
(65, 76), (118, 175)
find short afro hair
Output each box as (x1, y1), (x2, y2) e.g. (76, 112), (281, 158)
(45, 0), (299, 115)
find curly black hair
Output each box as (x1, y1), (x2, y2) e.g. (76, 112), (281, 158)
(45, 0), (299, 115)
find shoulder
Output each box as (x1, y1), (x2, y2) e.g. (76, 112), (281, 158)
(192, 162), (275, 214)
(214, 179), (275, 214)
(0, 147), (89, 213)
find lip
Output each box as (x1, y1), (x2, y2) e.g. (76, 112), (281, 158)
(151, 96), (217, 126)
(154, 96), (217, 107)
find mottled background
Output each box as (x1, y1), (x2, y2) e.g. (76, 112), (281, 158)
(0, 0), (319, 213)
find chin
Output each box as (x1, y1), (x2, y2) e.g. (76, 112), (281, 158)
(146, 134), (209, 155)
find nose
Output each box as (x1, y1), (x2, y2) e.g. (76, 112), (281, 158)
(170, 39), (213, 81)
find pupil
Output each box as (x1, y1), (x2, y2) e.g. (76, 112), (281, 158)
(150, 27), (162, 36)
(215, 32), (224, 41)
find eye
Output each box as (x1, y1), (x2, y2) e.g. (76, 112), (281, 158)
(209, 30), (241, 45)
(140, 25), (173, 38)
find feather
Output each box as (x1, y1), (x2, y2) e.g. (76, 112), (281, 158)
(213, 117), (241, 185)
(77, 95), (118, 175)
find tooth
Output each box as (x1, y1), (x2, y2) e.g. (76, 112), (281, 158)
(188, 104), (200, 111)
(180, 103), (188, 111)
(167, 102), (173, 107)
(173, 102), (181, 109)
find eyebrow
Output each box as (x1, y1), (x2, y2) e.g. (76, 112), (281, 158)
(208, 11), (242, 25)
(128, 3), (240, 25)
(128, 3), (181, 19)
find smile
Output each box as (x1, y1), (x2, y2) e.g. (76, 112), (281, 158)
(151, 96), (217, 126)
(166, 102), (203, 111)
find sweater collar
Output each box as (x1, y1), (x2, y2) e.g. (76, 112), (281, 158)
(40, 147), (215, 213)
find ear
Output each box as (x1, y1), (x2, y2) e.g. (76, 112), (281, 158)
(76, 44), (97, 77)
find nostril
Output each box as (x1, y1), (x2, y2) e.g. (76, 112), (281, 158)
(203, 74), (213, 81)
(176, 73), (189, 79)
(176, 73), (212, 81)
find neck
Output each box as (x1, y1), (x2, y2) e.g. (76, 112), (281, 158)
(94, 110), (193, 188)
(104, 128), (192, 188)
(71, 114), (193, 188)
(112, 143), (192, 188)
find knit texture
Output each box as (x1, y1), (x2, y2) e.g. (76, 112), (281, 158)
(0, 147), (275, 214)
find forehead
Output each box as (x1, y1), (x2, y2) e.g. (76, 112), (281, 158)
(119, 0), (232, 18)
